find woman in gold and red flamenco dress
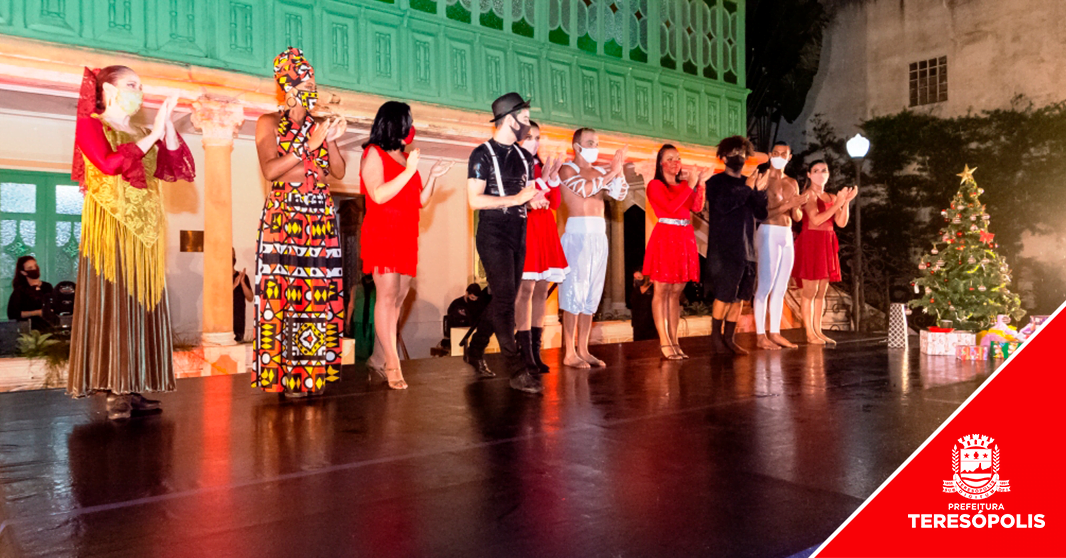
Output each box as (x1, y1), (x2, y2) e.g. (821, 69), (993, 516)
(253, 47), (348, 398)
(68, 65), (196, 420)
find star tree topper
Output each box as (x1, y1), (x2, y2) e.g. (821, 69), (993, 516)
(957, 164), (977, 184)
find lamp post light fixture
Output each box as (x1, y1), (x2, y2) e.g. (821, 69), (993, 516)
(846, 133), (870, 333)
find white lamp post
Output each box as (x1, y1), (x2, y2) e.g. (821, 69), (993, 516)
(846, 133), (870, 333)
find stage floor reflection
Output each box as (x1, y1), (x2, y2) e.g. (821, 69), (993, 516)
(0, 333), (993, 558)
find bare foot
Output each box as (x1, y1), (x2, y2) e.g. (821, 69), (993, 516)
(818, 331), (837, 345)
(564, 352), (591, 369)
(579, 352), (606, 367)
(756, 336), (782, 351)
(806, 335), (826, 345)
(768, 333), (798, 349)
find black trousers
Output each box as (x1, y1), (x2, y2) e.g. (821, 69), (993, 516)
(468, 211), (526, 369)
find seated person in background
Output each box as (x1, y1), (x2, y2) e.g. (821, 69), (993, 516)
(233, 249), (253, 342)
(446, 283), (486, 343)
(629, 271), (657, 342)
(7, 256), (54, 331)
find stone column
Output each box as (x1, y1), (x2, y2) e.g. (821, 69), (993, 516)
(607, 200), (627, 312)
(191, 97), (245, 346)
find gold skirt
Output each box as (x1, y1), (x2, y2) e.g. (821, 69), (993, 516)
(67, 249), (175, 397)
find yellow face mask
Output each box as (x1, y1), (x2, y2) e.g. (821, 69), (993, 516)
(115, 89), (143, 116)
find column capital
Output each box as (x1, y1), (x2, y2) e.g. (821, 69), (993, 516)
(191, 96), (245, 147)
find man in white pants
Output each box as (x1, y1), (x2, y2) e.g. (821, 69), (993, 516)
(753, 141), (809, 350)
(558, 128), (628, 368)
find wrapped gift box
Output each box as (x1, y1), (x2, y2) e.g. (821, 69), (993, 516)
(991, 341), (1022, 359)
(920, 330), (977, 355)
(955, 345), (989, 361)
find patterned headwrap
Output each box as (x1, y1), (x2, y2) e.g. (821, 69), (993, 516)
(273, 47), (314, 93)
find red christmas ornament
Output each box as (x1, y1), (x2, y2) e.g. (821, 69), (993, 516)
(980, 230), (995, 244)
(956, 231), (963, 237)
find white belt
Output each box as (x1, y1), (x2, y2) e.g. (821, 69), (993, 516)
(658, 218), (690, 226)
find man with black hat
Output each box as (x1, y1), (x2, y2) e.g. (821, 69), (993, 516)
(465, 92), (548, 393)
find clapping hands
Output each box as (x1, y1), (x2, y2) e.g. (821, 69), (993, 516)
(429, 159), (454, 178)
(325, 116), (347, 142)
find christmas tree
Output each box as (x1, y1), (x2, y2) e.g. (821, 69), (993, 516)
(909, 165), (1024, 330)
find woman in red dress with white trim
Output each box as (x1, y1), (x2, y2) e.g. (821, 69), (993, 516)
(514, 121), (568, 373)
(642, 144), (709, 360)
(360, 101), (453, 389)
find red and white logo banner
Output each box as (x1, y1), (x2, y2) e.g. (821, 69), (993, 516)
(814, 305), (1066, 557)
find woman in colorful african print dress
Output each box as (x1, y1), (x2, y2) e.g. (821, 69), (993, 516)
(68, 65), (196, 420)
(253, 47), (348, 397)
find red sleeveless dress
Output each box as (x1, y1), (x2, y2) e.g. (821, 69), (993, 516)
(792, 197), (841, 282)
(360, 144), (422, 277)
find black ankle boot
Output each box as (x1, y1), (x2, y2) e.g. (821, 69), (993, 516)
(530, 327), (550, 374)
(466, 346), (495, 378)
(711, 318), (729, 353)
(722, 320), (749, 355)
(516, 330), (540, 372)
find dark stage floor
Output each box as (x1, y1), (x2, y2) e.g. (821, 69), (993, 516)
(0, 333), (994, 558)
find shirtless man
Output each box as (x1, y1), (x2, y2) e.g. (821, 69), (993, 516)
(557, 128), (628, 368)
(753, 141), (810, 350)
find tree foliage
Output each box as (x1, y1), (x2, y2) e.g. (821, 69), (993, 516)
(746, 0), (830, 151)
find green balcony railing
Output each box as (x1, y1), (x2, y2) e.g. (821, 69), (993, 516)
(0, 0), (747, 145)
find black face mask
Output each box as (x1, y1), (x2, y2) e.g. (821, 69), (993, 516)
(724, 155), (746, 173)
(25, 269), (40, 280)
(509, 115), (530, 144)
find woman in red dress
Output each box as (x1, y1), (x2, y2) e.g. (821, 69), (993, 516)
(792, 160), (857, 345)
(360, 101), (453, 389)
(514, 121), (567, 373)
(641, 144), (709, 359)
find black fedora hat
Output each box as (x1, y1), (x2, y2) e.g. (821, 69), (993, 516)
(490, 92), (531, 123)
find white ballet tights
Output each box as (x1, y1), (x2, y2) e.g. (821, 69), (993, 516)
(754, 225), (795, 335)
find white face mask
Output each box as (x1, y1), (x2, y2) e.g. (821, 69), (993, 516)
(521, 139), (539, 156)
(577, 145), (599, 164)
(770, 156), (788, 170)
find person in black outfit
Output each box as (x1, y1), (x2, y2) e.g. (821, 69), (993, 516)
(629, 271), (657, 341)
(7, 256), (54, 331)
(702, 135), (769, 355)
(233, 249), (253, 342)
(465, 92), (547, 393)
(447, 283), (485, 337)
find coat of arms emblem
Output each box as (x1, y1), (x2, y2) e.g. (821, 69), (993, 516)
(943, 434), (1010, 499)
